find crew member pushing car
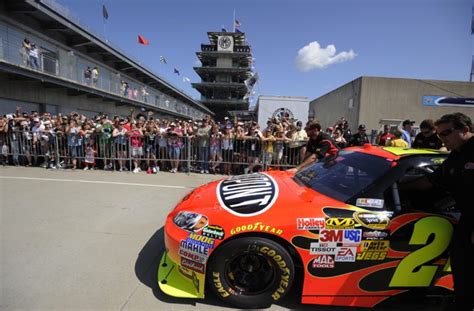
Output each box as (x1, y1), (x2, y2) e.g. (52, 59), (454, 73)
(291, 121), (339, 172)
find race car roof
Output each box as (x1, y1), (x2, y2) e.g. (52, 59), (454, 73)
(344, 144), (445, 160)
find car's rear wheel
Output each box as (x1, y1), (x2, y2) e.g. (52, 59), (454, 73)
(207, 237), (294, 308)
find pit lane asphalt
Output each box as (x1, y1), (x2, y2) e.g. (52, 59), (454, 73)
(0, 167), (449, 311)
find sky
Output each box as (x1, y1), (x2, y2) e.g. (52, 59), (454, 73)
(56, 0), (473, 105)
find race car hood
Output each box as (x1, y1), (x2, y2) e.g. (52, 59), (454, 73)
(171, 171), (344, 230)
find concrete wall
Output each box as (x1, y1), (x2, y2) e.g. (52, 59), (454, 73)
(310, 76), (474, 132)
(359, 77), (474, 131)
(309, 78), (362, 130)
(256, 96), (309, 128)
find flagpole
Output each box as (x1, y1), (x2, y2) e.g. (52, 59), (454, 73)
(233, 9), (235, 32)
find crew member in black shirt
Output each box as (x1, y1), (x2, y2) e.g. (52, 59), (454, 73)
(292, 121), (339, 172)
(408, 113), (474, 310)
(349, 124), (370, 146)
(412, 119), (443, 149)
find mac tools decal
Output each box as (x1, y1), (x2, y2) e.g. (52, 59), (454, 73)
(217, 173), (279, 217)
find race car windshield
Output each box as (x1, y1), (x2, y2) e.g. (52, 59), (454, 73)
(294, 150), (392, 202)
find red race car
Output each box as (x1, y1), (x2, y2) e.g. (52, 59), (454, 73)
(158, 146), (457, 308)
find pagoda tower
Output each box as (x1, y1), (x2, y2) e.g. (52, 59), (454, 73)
(192, 31), (253, 118)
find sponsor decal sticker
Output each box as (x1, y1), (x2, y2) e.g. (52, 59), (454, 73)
(173, 211), (208, 232)
(363, 230), (389, 240)
(356, 198), (384, 209)
(185, 232), (216, 249)
(297, 217), (325, 230)
(178, 248), (207, 263)
(181, 257), (205, 273)
(342, 229), (362, 245)
(217, 173), (279, 217)
(325, 218), (356, 229)
(360, 240), (390, 251)
(230, 222), (283, 235)
(312, 255), (335, 268)
(318, 229), (362, 245)
(354, 211), (391, 230)
(310, 242), (337, 255)
(356, 251), (388, 260)
(179, 239), (210, 256)
(202, 225), (225, 240)
(335, 247), (357, 262)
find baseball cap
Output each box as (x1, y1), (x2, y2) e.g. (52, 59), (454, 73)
(358, 124), (366, 130)
(403, 119), (415, 126)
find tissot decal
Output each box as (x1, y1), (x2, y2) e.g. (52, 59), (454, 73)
(217, 173), (279, 217)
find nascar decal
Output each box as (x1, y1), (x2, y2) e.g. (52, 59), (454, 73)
(356, 198), (384, 209)
(297, 218), (325, 230)
(173, 211), (208, 232)
(230, 222), (283, 235)
(216, 173), (279, 217)
(202, 225), (225, 240)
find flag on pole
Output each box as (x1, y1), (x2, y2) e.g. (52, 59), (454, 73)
(234, 19), (241, 28)
(102, 5), (109, 20)
(138, 35), (149, 45)
(174, 68), (180, 75)
(160, 56), (167, 64)
(235, 29), (243, 34)
(182, 76), (190, 83)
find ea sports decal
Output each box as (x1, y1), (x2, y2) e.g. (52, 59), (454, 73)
(217, 173), (279, 217)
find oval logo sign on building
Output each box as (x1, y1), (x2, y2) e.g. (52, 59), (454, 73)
(217, 173), (279, 217)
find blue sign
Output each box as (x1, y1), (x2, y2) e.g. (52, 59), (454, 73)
(423, 96), (474, 107)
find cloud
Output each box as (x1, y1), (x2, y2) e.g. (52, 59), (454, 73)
(295, 41), (356, 71)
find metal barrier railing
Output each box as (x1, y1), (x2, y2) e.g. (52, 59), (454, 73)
(0, 131), (307, 174)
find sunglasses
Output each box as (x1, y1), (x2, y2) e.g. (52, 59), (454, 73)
(437, 128), (458, 137)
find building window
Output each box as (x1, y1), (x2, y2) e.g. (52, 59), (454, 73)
(41, 47), (58, 75)
(348, 97), (354, 109)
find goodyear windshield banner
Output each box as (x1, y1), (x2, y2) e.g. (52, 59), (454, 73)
(423, 96), (474, 107)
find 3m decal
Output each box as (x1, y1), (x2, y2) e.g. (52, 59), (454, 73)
(230, 222), (283, 235)
(319, 229), (343, 242)
(310, 242), (337, 255)
(335, 247), (357, 262)
(325, 218), (356, 229)
(173, 211), (208, 232)
(217, 173), (279, 217)
(312, 255), (335, 268)
(389, 216), (453, 287)
(356, 198), (384, 209)
(202, 225), (225, 240)
(297, 218), (325, 230)
(354, 211), (391, 230)
(181, 257), (205, 273)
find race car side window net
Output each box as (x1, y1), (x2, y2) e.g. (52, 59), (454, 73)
(391, 183), (402, 213)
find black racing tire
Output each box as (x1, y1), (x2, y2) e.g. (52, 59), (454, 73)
(206, 236), (294, 309)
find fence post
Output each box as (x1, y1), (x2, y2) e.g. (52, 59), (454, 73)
(55, 134), (60, 167)
(187, 136), (191, 176)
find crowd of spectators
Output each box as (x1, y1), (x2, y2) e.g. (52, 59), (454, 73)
(0, 107), (446, 174)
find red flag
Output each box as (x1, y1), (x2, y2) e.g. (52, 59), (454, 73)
(138, 35), (149, 45)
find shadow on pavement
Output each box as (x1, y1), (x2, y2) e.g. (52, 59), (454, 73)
(135, 227), (450, 310)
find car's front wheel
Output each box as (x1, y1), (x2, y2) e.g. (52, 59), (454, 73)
(207, 237), (294, 308)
